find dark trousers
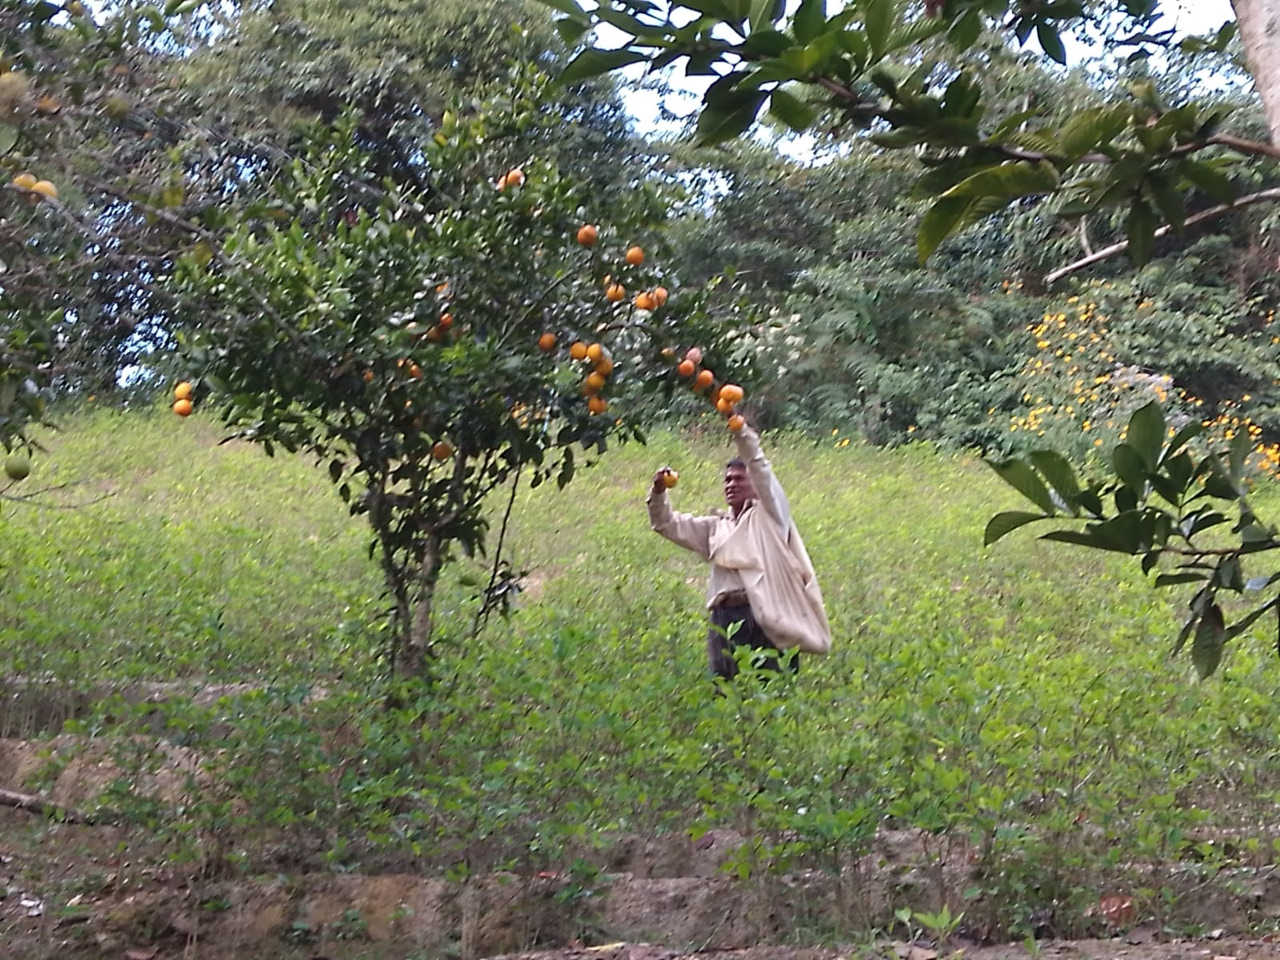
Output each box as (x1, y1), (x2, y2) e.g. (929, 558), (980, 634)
(707, 601), (798, 681)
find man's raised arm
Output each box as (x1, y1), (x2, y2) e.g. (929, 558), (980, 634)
(647, 467), (716, 560)
(733, 423), (791, 533)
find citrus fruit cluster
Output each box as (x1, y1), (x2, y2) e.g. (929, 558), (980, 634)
(173, 381), (194, 417)
(9, 172), (58, 200)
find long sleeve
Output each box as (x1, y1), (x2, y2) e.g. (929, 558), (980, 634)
(733, 424), (791, 534)
(647, 488), (717, 561)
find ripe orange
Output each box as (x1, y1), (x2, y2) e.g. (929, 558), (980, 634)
(625, 245), (644, 266)
(408, 362), (422, 379)
(720, 384), (744, 404)
(538, 332), (556, 352)
(653, 286), (669, 307)
(587, 395), (608, 415)
(662, 469), (678, 489)
(173, 398), (193, 417)
(586, 342), (604, 363)
(635, 291), (656, 311)
(685, 346), (702, 365)
(438, 313), (453, 331)
(576, 224), (598, 247)
(506, 168), (525, 187)
(363, 370), (375, 383)
(605, 282), (626, 303)
(716, 397), (734, 414)
(173, 381), (193, 401)
(728, 414), (745, 432)
(677, 359), (695, 378)
(695, 369), (714, 390)
(432, 440), (454, 461)
(31, 180), (58, 201)
(594, 356), (614, 376)
(12, 173), (36, 191)
(585, 371), (607, 394)
(570, 341), (588, 361)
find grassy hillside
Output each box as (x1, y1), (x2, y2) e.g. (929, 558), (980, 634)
(3, 407), (1280, 938)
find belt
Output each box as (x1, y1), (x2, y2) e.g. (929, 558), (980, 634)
(713, 590), (750, 608)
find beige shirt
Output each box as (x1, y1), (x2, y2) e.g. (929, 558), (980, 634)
(646, 425), (791, 609)
(646, 425), (830, 655)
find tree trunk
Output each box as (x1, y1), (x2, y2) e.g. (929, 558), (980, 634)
(395, 531), (440, 680)
(1233, 0), (1280, 144)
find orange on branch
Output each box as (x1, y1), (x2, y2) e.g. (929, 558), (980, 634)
(31, 180), (58, 200)
(408, 363), (422, 379)
(720, 384), (744, 404)
(605, 282), (626, 303)
(635, 291), (655, 311)
(728, 414), (745, 432)
(653, 286), (669, 307)
(595, 356), (614, 376)
(716, 397), (734, 414)
(625, 245), (645, 266)
(363, 370), (375, 383)
(570, 340), (588, 361)
(685, 346), (702, 365)
(173, 398), (193, 417)
(438, 313), (453, 331)
(12, 173), (36, 191)
(432, 440), (454, 461)
(576, 224), (598, 247)
(506, 168), (525, 187)
(588, 395), (608, 415)
(586, 342), (605, 363)
(662, 470), (678, 489)
(584, 371), (607, 394)
(677, 359), (695, 378)
(538, 332), (556, 352)
(695, 369), (714, 391)
(173, 381), (193, 401)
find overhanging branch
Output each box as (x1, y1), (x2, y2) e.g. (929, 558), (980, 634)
(1045, 188), (1280, 285)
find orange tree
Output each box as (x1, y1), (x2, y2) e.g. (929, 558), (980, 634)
(173, 84), (751, 680)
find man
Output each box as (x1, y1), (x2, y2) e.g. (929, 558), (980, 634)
(646, 419), (831, 681)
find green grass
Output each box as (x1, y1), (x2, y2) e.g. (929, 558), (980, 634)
(4, 407), (1280, 939)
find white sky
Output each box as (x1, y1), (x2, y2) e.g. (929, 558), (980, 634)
(620, 0), (1239, 144)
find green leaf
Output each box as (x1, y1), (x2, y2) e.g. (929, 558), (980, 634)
(560, 48), (649, 83)
(1179, 160), (1235, 205)
(749, 0), (786, 30)
(917, 196), (972, 263)
(1056, 106), (1124, 158)
(1162, 421), (1204, 464)
(863, 0), (891, 58)
(947, 9), (981, 50)
(0, 124), (16, 156)
(984, 511), (1048, 546)
(1125, 198), (1156, 265)
(1111, 443), (1147, 495)
(768, 89), (817, 131)
(1191, 602), (1225, 678)
(694, 90), (769, 145)
(554, 18), (590, 44)
(1155, 572), (1208, 587)
(1028, 450), (1080, 510)
(792, 0), (826, 44)
(1036, 20), (1067, 64)
(940, 159), (1060, 200)
(1126, 401), (1165, 471)
(987, 458), (1056, 514)
(534, 0), (588, 12)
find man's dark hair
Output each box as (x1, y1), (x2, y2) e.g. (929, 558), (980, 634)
(726, 457), (745, 469)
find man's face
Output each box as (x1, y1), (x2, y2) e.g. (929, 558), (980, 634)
(724, 464), (756, 515)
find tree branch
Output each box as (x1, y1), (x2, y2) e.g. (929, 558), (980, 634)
(1045, 188), (1280, 285)
(0, 787), (98, 824)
